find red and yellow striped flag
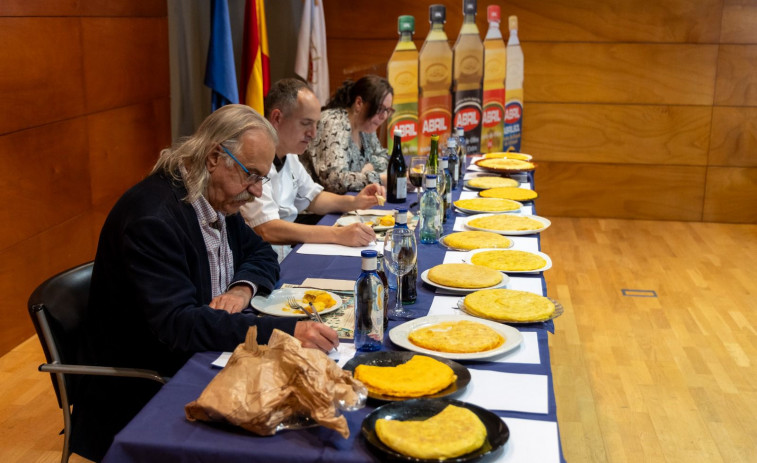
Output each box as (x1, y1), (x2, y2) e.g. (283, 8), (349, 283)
(240, 0), (270, 114)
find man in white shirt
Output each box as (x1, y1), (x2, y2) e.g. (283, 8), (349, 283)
(241, 78), (385, 260)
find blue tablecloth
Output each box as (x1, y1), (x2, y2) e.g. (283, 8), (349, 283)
(103, 168), (564, 463)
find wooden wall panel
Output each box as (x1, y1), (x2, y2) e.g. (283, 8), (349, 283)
(82, 17), (170, 113)
(0, 1), (171, 357)
(708, 107), (757, 167)
(525, 43), (718, 105)
(0, 18), (85, 135)
(535, 162), (706, 221)
(0, 213), (98, 356)
(721, 0), (757, 43)
(0, 119), (91, 250)
(324, 0), (722, 43)
(88, 99), (169, 206)
(714, 45), (757, 106)
(524, 103), (711, 165)
(703, 167), (757, 223)
(0, 0), (165, 16)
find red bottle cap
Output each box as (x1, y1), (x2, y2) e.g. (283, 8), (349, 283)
(487, 5), (500, 22)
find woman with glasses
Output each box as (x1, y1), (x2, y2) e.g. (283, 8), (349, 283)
(301, 74), (394, 194)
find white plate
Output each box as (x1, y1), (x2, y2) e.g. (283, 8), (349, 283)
(388, 314), (524, 360)
(454, 198), (523, 215)
(439, 233), (515, 251)
(251, 288), (342, 318)
(335, 211), (413, 232)
(482, 152), (533, 161)
(420, 268), (509, 293)
(463, 213), (552, 236)
(464, 249), (553, 274)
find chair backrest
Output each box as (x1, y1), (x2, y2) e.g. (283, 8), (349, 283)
(28, 262), (94, 407)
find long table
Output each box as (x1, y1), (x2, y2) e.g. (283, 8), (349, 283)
(103, 163), (564, 462)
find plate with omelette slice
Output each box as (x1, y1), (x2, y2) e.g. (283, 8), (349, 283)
(465, 249), (553, 274)
(251, 288), (342, 318)
(421, 263), (510, 294)
(440, 231), (513, 251)
(453, 197), (523, 214)
(483, 151), (533, 161)
(362, 398), (509, 462)
(475, 157), (535, 173)
(343, 351), (470, 402)
(389, 314), (523, 360)
(464, 213), (551, 235)
(458, 288), (564, 324)
(464, 175), (520, 191)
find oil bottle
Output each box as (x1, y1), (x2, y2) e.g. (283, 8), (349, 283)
(387, 15), (419, 156)
(503, 15), (524, 152)
(481, 5), (506, 154)
(418, 4), (452, 156)
(452, 0), (483, 154)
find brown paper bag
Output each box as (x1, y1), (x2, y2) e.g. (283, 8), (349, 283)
(185, 327), (365, 438)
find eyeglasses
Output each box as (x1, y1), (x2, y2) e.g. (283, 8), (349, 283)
(376, 105), (396, 118)
(219, 145), (270, 185)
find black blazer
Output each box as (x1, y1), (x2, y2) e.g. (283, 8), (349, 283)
(71, 172), (296, 461)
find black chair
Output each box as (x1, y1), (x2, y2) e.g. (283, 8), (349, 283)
(28, 262), (167, 463)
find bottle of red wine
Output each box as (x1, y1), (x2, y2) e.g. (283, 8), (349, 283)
(387, 129), (408, 203)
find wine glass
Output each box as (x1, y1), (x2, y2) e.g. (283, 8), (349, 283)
(383, 228), (417, 320)
(409, 156), (427, 206)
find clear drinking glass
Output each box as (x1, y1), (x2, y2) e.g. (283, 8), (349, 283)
(409, 156), (427, 206)
(383, 228), (417, 320)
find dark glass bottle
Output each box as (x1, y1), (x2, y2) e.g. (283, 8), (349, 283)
(375, 253), (390, 331)
(446, 137), (460, 190)
(387, 129), (408, 203)
(394, 210), (417, 304)
(354, 250), (384, 352)
(439, 156), (452, 223)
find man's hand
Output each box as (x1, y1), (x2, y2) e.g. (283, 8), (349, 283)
(209, 285), (252, 314)
(354, 183), (387, 209)
(294, 321), (339, 352)
(335, 222), (376, 246)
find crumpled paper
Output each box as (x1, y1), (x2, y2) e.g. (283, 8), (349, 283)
(185, 327), (366, 438)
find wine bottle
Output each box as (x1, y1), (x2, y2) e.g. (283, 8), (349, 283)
(439, 156), (452, 223)
(354, 250), (385, 352)
(446, 136), (460, 190)
(387, 129), (408, 203)
(419, 175), (443, 244)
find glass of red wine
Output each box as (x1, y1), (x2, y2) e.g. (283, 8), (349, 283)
(409, 156), (426, 207)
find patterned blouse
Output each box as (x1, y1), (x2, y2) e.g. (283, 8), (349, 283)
(300, 108), (388, 194)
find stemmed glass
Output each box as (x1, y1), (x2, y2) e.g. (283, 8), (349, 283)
(383, 228), (417, 320)
(409, 156), (427, 207)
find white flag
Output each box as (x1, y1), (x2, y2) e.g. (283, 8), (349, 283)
(295, 0), (330, 103)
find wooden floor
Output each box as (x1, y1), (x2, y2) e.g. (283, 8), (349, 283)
(1, 218), (755, 462)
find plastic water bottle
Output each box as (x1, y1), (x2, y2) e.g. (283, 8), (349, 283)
(419, 175), (443, 244)
(354, 250), (385, 352)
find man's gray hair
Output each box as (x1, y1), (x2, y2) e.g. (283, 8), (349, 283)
(152, 104), (278, 203)
(264, 78), (313, 119)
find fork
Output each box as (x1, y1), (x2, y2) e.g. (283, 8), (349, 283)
(287, 297), (318, 322)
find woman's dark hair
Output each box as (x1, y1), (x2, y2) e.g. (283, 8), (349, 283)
(325, 75), (394, 118)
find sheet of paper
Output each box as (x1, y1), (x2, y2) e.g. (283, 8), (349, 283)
(296, 241), (382, 257)
(300, 278), (355, 292)
(508, 276), (544, 296)
(455, 369), (549, 414)
(495, 417), (560, 463)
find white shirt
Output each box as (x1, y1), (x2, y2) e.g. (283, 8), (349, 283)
(240, 154), (323, 261)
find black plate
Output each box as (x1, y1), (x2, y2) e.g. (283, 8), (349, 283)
(343, 351), (471, 402)
(361, 398), (509, 462)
